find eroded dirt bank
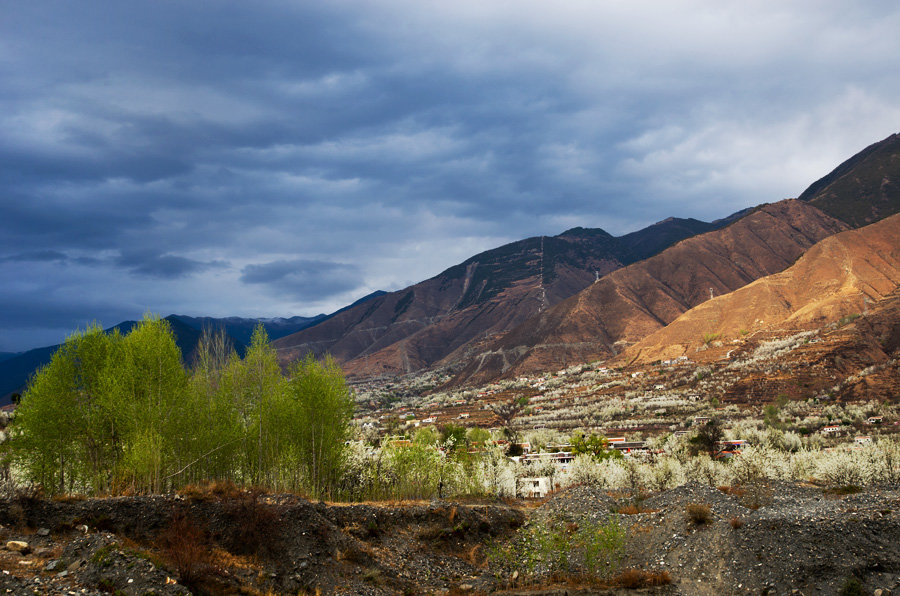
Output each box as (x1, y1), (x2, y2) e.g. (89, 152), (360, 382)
(1, 482), (899, 595)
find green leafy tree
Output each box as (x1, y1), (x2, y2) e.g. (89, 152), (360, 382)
(690, 418), (723, 457)
(285, 354), (354, 499)
(7, 316), (189, 495)
(570, 431), (622, 461)
(177, 327), (242, 485)
(105, 315), (189, 493)
(220, 325), (284, 487)
(440, 423), (468, 451)
(6, 329), (89, 493)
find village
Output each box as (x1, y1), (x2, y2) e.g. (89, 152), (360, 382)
(347, 323), (899, 499)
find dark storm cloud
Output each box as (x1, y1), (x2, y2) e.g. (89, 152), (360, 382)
(115, 251), (227, 280)
(240, 260), (362, 302)
(2, 0), (900, 350)
(0, 250), (67, 263)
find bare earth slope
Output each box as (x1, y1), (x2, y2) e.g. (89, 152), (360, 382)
(625, 213), (900, 364)
(450, 200), (848, 386)
(273, 220), (718, 378)
(800, 132), (900, 228)
(457, 200), (847, 383)
(3, 484), (900, 595)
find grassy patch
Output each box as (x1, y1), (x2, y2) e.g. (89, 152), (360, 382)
(487, 514), (626, 585)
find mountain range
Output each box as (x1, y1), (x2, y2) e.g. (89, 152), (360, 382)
(3, 132), (899, 403)
(0, 312), (330, 403)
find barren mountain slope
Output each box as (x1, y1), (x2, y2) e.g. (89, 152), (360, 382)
(273, 221), (717, 377)
(624, 213), (900, 364)
(800, 132), (900, 228)
(450, 200), (848, 386)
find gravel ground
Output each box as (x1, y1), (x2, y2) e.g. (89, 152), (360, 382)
(1, 482), (898, 595)
(535, 480), (900, 595)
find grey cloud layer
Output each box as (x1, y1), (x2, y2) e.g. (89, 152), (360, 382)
(1, 0), (899, 350)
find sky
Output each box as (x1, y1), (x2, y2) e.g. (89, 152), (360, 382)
(2, 0), (900, 351)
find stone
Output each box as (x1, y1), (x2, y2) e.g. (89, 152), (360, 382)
(36, 528), (50, 537)
(6, 540), (29, 554)
(75, 524), (89, 533)
(44, 560), (61, 572)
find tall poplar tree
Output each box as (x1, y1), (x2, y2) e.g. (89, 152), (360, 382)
(286, 354), (354, 499)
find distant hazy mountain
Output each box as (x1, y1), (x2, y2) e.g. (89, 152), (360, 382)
(0, 299), (383, 404)
(169, 313), (328, 347)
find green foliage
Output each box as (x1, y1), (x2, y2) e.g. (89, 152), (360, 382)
(488, 514), (625, 583)
(466, 427), (491, 445)
(763, 404), (782, 429)
(439, 423), (468, 451)
(570, 432), (622, 462)
(285, 354), (355, 499)
(702, 332), (721, 346)
(5, 317), (189, 494)
(836, 313), (862, 327)
(689, 418), (723, 457)
(5, 319), (354, 498)
(838, 575), (865, 596)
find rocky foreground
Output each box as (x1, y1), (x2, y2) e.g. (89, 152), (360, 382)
(1, 481), (899, 595)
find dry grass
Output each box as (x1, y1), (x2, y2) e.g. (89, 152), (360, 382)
(222, 490), (281, 557)
(717, 485), (746, 497)
(51, 493), (88, 503)
(464, 544), (486, 567)
(729, 517), (745, 529)
(686, 503), (712, 525)
(178, 480), (246, 502)
(612, 568), (672, 588)
(160, 512), (218, 590)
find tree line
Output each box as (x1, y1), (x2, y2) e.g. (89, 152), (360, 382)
(2, 315), (353, 498)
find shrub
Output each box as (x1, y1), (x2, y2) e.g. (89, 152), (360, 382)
(488, 514), (626, 584)
(159, 513), (217, 590)
(685, 503), (712, 525)
(839, 575), (865, 596)
(222, 489), (281, 557)
(702, 332), (721, 346)
(729, 517), (744, 529)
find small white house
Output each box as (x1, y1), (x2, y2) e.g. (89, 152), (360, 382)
(518, 477), (553, 498)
